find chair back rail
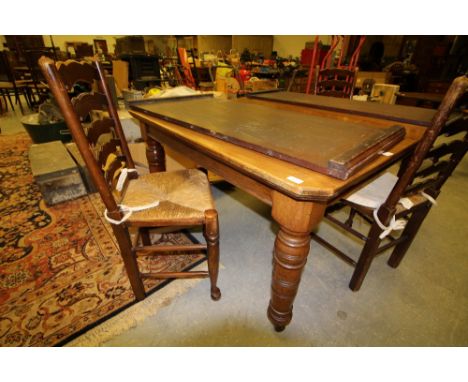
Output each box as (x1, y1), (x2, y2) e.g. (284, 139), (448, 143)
(98, 140), (122, 168)
(87, 118), (114, 146)
(72, 92), (109, 119)
(440, 114), (468, 136)
(56, 60), (100, 91)
(105, 156), (126, 189)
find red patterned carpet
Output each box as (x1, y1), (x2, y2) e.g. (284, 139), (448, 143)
(0, 133), (204, 346)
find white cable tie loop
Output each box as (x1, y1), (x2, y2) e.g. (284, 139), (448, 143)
(420, 191), (438, 206)
(116, 168), (138, 192)
(104, 208), (132, 225)
(398, 197), (414, 210)
(104, 200), (160, 225)
(373, 209), (407, 240)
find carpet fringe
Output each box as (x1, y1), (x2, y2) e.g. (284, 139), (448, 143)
(67, 265), (206, 347)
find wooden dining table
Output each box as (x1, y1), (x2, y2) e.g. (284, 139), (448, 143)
(128, 93), (428, 331)
(246, 90), (436, 127)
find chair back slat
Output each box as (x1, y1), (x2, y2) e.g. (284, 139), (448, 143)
(405, 178), (437, 195)
(440, 115), (468, 137)
(413, 160), (450, 179)
(317, 90), (353, 99)
(318, 79), (353, 89)
(98, 140), (121, 168)
(56, 60), (100, 91)
(382, 76), (468, 214)
(425, 140), (465, 162)
(104, 156), (125, 189)
(318, 68), (355, 78)
(87, 118), (114, 146)
(72, 92), (108, 120)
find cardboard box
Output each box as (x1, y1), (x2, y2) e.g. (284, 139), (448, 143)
(244, 79), (278, 93)
(355, 71), (391, 89)
(29, 141), (87, 205)
(370, 84), (400, 104)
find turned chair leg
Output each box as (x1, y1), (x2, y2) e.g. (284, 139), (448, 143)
(5, 91), (14, 112)
(1, 91), (7, 112)
(349, 224), (383, 291)
(388, 205), (431, 268)
(140, 227), (152, 246)
(204, 209), (221, 301)
(345, 208), (357, 227)
(14, 89), (24, 114)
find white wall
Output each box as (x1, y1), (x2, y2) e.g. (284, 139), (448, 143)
(0, 35), (7, 50)
(1, 35), (335, 58)
(273, 35), (332, 58)
(45, 35), (124, 53)
(197, 35), (232, 55)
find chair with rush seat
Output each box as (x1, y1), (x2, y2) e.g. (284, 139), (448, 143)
(39, 56), (221, 302)
(311, 75), (468, 291)
(314, 66), (357, 99)
(25, 48), (56, 107)
(0, 50), (32, 114)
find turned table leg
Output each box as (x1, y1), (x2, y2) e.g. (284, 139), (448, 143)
(141, 123), (166, 173)
(268, 191), (326, 331)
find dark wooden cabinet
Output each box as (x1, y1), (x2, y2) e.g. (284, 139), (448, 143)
(4, 35), (45, 65)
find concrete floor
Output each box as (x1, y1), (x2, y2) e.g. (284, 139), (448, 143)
(1, 106), (467, 346)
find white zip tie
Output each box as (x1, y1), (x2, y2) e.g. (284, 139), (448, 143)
(373, 209), (407, 239)
(420, 191), (438, 206)
(104, 200), (160, 225)
(116, 168), (138, 192)
(399, 197), (414, 210)
(398, 191), (438, 211)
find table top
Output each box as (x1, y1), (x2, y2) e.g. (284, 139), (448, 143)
(248, 91), (436, 127)
(129, 97), (425, 202)
(395, 91), (445, 103)
(130, 96), (406, 180)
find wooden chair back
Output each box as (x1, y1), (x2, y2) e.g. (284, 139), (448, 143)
(39, 57), (136, 221)
(311, 75), (468, 291)
(0, 51), (15, 83)
(25, 48), (56, 84)
(380, 75), (468, 221)
(314, 67), (357, 99)
(0, 50), (31, 113)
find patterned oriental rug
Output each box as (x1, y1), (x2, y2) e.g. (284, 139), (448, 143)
(0, 133), (205, 346)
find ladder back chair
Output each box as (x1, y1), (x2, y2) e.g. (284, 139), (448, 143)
(25, 49), (55, 107)
(39, 56), (221, 302)
(314, 67), (357, 99)
(0, 50), (32, 114)
(312, 75), (468, 291)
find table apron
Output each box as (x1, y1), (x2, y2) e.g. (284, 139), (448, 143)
(145, 124), (274, 206)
